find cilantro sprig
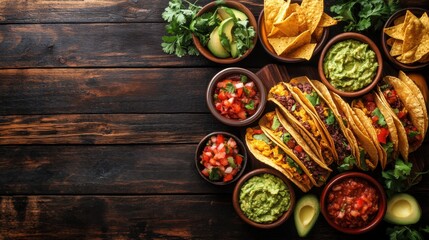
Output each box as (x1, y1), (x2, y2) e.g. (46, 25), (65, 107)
(387, 225), (429, 240)
(330, 0), (400, 32)
(161, 0), (201, 57)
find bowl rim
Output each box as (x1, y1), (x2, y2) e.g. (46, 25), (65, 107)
(257, 9), (329, 63)
(206, 67), (267, 127)
(319, 171), (387, 234)
(232, 168), (296, 229)
(381, 7), (429, 71)
(192, 0), (258, 64)
(318, 32), (384, 98)
(195, 131), (248, 186)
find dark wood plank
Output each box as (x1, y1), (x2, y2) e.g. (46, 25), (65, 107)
(0, 195), (428, 239)
(0, 114), (236, 145)
(0, 23), (272, 68)
(0, 68), (226, 115)
(0, 145), (236, 194)
(0, 0), (263, 23)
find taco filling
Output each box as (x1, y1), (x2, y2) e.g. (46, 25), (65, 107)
(246, 127), (312, 188)
(270, 84), (333, 164)
(354, 93), (395, 160)
(292, 82), (356, 166)
(263, 112), (330, 186)
(379, 82), (422, 147)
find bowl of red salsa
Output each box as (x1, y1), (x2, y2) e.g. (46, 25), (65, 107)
(320, 172), (387, 234)
(195, 131), (247, 185)
(206, 67), (267, 127)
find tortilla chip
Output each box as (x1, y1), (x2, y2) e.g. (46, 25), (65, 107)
(268, 36), (296, 55)
(312, 27), (324, 42)
(284, 43), (316, 60)
(390, 39), (403, 57)
(394, 15), (406, 25)
(402, 14), (424, 53)
(264, 0), (284, 34)
(384, 23), (405, 40)
(386, 37), (395, 46)
(298, 0), (324, 34)
(281, 30), (311, 55)
(273, 12), (301, 37)
(268, 0), (292, 37)
(318, 13), (338, 27)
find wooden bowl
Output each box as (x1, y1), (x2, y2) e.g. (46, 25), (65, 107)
(318, 32), (383, 98)
(320, 172), (387, 234)
(206, 67), (267, 127)
(232, 168), (296, 229)
(195, 131), (247, 186)
(257, 9), (329, 63)
(381, 7), (429, 71)
(192, 1), (257, 64)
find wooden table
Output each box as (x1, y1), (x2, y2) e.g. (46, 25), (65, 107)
(0, 0), (428, 239)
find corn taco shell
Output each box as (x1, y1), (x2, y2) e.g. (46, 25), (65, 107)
(245, 126), (313, 192)
(289, 77), (362, 171)
(378, 76), (426, 156)
(331, 92), (379, 171)
(351, 92), (399, 169)
(259, 110), (331, 187)
(268, 82), (335, 165)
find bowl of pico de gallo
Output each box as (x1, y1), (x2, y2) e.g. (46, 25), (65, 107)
(195, 131), (247, 185)
(206, 67), (267, 127)
(320, 171), (387, 234)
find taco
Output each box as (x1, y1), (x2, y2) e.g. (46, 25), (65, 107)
(288, 77), (359, 171)
(245, 126), (313, 192)
(268, 82), (335, 165)
(331, 92), (379, 171)
(259, 109), (332, 187)
(377, 76), (427, 160)
(351, 92), (399, 169)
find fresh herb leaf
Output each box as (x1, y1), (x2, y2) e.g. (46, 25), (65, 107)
(330, 0), (400, 32)
(338, 155), (356, 172)
(305, 92), (320, 106)
(225, 82), (235, 93)
(240, 74), (248, 83)
(245, 100), (255, 110)
(281, 132), (292, 145)
(409, 131), (420, 138)
(326, 109), (336, 125)
(271, 116), (281, 131)
(227, 156), (236, 168)
(372, 108), (387, 126)
(253, 133), (271, 144)
(209, 167), (221, 181)
(386, 226), (427, 240)
(285, 156), (303, 174)
(161, 0), (202, 57)
(291, 104), (296, 112)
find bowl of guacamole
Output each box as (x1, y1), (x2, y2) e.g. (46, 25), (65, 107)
(318, 32), (383, 98)
(232, 168), (296, 229)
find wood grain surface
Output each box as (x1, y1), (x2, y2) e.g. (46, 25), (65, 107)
(0, 0), (428, 239)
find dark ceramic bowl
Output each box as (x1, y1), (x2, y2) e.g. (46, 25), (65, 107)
(318, 32), (383, 98)
(320, 172), (387, 234)
(192, 1), (257, 64)
(258, 9), (329, 63)
(232, 168), (296, 229)
(381, 7), (429, 71)
(206, 67), (267, 127)
(195, 131), (247, 186)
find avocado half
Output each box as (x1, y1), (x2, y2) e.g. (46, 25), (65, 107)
(384, 193), (422, 225)
(294, 194), (319, 237)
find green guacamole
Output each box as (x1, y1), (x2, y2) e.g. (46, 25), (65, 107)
(239, 173), (291, 223)
(323, 39), (378, 92)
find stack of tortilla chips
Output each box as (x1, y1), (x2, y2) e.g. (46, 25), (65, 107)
(384, 10), (429, 64)
(263, 0), (337, 60)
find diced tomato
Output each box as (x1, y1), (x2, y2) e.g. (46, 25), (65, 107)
(286, 140), (295, 149)
(220, 158), (229, 166)
(366, 102), (376, 112)
(397, 110), (406, 119)
(235, 155), (243, 165)
(223, 174), (233, 182)
(217, 91), (227, 101)
(231, 103), (242, 113)
(216, 134), (224, 145)
(371, 115), (379, 124)
(209, 158), (217, 166)
(253, 129), (263, 134)
(377, 128), (389, 144)
(237, 87), (243, 97)
(201, 168), (209, 177)
(294, 145), (303, 153)
(237, 111), (247, 120)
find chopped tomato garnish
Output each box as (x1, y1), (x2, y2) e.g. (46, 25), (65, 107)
(235, 155), (243, 165)
(377, 128), (389, 144)
(294, 145), (303, 153)
(216, 134), (224, 145)
(223, 174), (233, 182)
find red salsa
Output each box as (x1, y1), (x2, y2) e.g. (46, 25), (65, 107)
(327, 177), (379, 228)
(213, 74), (261, 120)
(200, 134), (244, 182)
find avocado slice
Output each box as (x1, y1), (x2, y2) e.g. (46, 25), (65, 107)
(217, 6), (248, 21)
(218, 17), (234, 52)
(230, 41), (239, 58)
(384, 193), (421, 225)
(207, 26), (230, 58)
(294, 194), (319, 237)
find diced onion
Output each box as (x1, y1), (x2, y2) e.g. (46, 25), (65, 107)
(225, 167), (233, 174)
(235, 82), (244, 89)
